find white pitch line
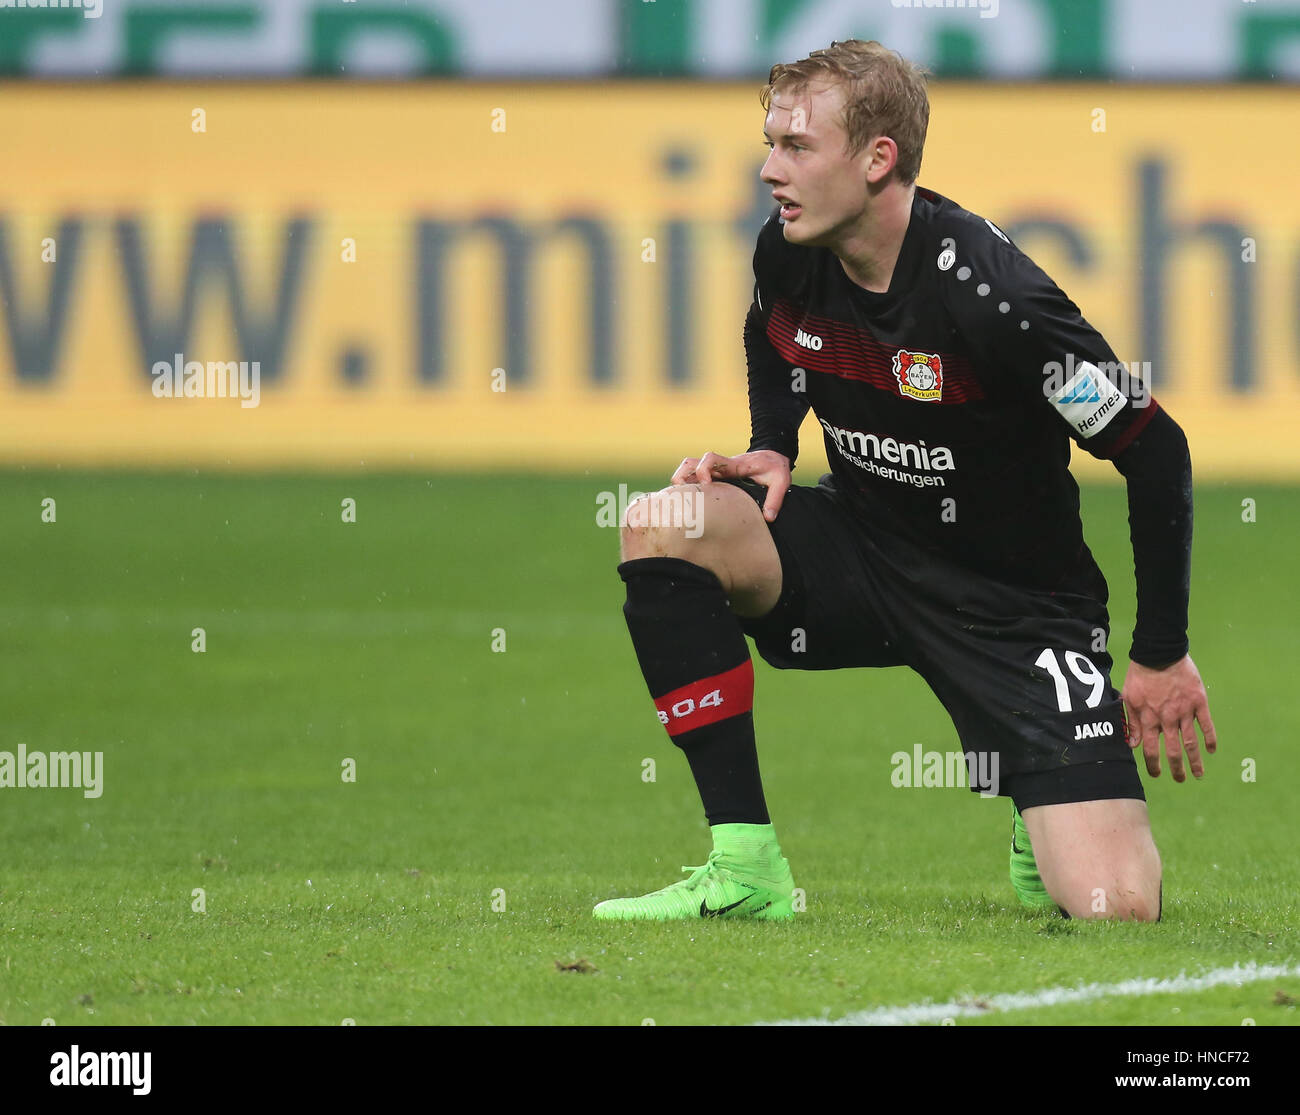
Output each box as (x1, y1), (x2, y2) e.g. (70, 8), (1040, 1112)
(756, 962), (1300, 1026)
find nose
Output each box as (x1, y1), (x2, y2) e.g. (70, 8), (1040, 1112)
(760, 149), (783, 185)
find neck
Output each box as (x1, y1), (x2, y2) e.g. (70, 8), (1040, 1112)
(837, 183), (916, 294)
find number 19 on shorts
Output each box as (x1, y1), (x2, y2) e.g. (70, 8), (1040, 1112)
(1034, 648), (1107, 712)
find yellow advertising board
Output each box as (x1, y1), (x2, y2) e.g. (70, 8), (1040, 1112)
(0, 84), (1296, 478)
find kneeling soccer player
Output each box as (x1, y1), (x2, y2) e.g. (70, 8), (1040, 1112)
(593, 40), (1216, 923)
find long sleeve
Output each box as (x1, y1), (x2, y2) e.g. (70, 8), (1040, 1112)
(743, 297), (808, 466)
(1111, 406), (1193, 667)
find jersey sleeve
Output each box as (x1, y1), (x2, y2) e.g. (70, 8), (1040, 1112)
(744, 211), (810, 467)
(940, 217), (1158, 458)
(943, 216), (1193, 663)
(1112, 408), (1193, 666)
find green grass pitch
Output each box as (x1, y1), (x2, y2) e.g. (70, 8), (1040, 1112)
(0, 469), (1296, 1025)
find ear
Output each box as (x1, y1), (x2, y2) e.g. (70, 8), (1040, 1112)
(864, 136), (900, 185)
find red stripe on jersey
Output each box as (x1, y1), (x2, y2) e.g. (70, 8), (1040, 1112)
(1102, 397), (1161, 459)
(653, 660), (754, 738)
(766, 299), (985, 403)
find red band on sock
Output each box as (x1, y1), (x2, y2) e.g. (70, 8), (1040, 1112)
(653, 660), (754, 738)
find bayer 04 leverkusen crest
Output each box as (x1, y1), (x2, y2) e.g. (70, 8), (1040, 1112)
(892, 350), (944, 402)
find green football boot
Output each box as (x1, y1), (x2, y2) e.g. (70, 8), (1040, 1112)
(593, 823), (796, 921)
(1009, 804), (1063, 913)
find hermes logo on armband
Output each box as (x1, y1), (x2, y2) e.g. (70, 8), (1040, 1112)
(1043, 356), (1137, 438)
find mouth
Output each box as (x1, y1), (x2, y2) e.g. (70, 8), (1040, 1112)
(778, 202), (802, 221)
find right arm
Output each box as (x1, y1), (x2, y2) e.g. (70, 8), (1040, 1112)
(671, 288), (808, 521)
(743, 299), (809, 469)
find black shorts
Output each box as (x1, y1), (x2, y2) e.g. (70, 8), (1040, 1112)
(725, 474), (1144, 812)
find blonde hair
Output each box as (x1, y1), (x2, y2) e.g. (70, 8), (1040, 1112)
(760, 39), (930, 184)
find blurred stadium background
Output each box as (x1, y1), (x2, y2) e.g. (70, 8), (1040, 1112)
(2, 0), (1298, 476)
(2, 0), (1298, 1028)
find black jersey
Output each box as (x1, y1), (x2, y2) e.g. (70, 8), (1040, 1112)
(745, 186), (1161, 602)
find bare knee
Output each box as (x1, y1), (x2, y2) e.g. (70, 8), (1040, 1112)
(618, 482), (781, 615)
(1055, 873), (1163, 921)
(1026, 799), (1163, 922)
(619, 482), (748, 565)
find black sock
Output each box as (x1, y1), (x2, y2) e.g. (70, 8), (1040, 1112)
(618, 556), (770, 826)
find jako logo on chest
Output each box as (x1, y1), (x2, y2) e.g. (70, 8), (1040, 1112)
(795, 328), (823, 351)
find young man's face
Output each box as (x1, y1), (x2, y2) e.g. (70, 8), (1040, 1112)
(761, 82), (877, 246)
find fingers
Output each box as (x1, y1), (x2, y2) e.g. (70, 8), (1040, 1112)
(672, 453), (726, 486)
(1180, 713), (1204, 778)
(729, 450), (791, 521)
(671, 448), (790, 518)
(1124, 661), (1217, 785)
(670, 457), (699, 486)
(1128, 706), (1215, 783)
(1198, 697), (1218, 755)
(760, 474), (790, 522)
(1163, 720), (1187, 782)
(694, 451), (734, 487)
(1131, 705), (1164, 778)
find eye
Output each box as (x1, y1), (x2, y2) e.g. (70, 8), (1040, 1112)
(762, 140), (774, 149)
